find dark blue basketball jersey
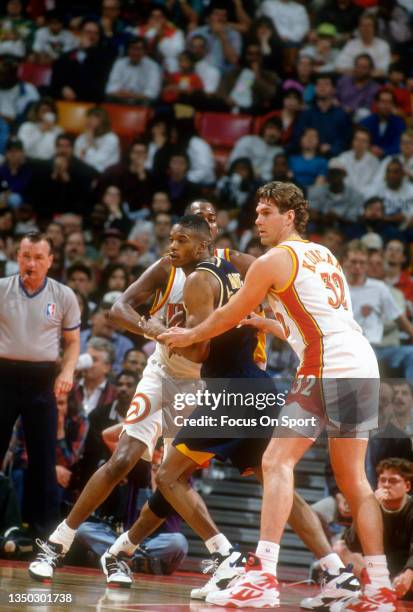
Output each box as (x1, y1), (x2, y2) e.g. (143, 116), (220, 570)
(195, 257), (259, 378)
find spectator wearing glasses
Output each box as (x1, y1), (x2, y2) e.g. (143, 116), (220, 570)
(336, 458), (413, 600)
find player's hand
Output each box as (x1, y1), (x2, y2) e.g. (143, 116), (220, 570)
(158, 326), (195, 349)
(54, 369), (74, 398)
(140, 316), (167, 340)
(239, 314), (286, 340)
(393, 568), (413, 598)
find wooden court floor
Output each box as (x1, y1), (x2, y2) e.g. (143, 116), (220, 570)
(0, 560), (413, 611)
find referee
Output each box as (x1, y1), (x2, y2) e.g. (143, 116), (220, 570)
(0, 232), (81, 538)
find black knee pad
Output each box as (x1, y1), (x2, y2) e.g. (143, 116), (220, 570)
(148, 489), (174, 518)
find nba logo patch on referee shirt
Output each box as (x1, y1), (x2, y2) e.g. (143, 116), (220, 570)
(46, 302), (56, 319)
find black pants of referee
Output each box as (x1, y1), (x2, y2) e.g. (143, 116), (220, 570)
(0, 360), (59, 539)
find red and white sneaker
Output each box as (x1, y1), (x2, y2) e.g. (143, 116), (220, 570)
(205, 553), (280, 608)
(329, 585), (397, 611)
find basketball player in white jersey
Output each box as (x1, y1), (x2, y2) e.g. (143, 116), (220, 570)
(160, 182), (397, 611)
(27, 200), (270, 585)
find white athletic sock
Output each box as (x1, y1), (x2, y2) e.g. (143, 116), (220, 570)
(364, 555), (392, 589)
(205, 533), (232, 556)
(256, 540), (279, 575)
(319, 552), (345, 575)
(108, 531), (137, 557)
(49, 520), (76, 554)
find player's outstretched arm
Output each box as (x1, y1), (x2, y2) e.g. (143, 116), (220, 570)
(159, 255), (276, 349)
(109, 258), (170, 336)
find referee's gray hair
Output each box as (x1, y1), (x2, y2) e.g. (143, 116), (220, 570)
(87, 337), (115, 365)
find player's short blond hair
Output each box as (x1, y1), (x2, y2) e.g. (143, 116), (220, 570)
(256, 181), (309, 235)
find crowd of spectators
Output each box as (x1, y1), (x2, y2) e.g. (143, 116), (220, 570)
(0, 0), (413, 586)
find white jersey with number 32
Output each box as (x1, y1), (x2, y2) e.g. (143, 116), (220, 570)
(267, 239), (374, 378)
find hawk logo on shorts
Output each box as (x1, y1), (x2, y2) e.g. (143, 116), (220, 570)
(46, 302), (56, 319)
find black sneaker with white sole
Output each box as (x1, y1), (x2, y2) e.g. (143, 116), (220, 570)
(100, 550), (133, 588)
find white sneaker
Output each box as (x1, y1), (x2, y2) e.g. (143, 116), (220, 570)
(100, 550), (133, 588)
(190, 549), (245, 600)
(329, 585), (397, 612)
(301, 566), (360, 610)
(205, 553), (280, 608)
(28, 539), (64, 582)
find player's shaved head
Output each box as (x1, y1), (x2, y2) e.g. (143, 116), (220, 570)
(175, 214), (212, 241)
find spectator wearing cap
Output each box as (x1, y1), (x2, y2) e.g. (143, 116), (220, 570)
(258, 0), (310, 45)
(32, 10), (78, 64)
(105, 37), (162, 105)
(80, 302), (134, 375)
(0, 139), (32, 208)
(336, 54), (380, 118)
(360, 90), (405, 159)
(188, 3), (242, 72)
(308, 157), (364, 233)
(336, 13), (391, 77)
(99, 228), (123, 268)
(292, 74), (351, 158)
(299, 23), (339, 74)
(364, 159), (413, 234)
(74, 107), (120, 174)
(315, 0), (361, 45)
(51, 20), (115, 103)
(0, 55), (39, 122)
(228, 118), (283, 181)
(336, 127), (380, 195)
